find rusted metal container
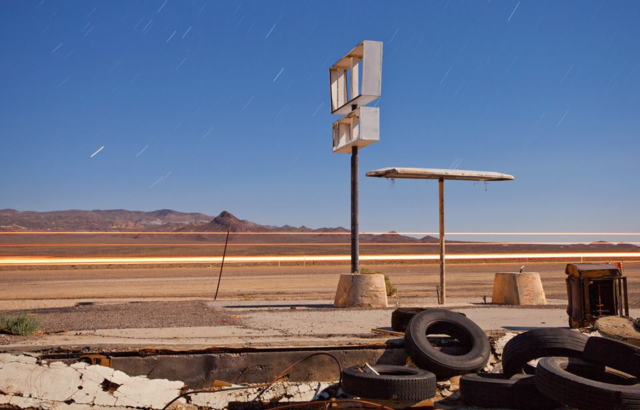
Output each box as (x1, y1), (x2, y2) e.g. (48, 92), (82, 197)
(565, 263), (629, 328)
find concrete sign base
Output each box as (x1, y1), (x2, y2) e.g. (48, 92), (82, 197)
(491, 272), (547, 306)
(334, 273), (388, 308)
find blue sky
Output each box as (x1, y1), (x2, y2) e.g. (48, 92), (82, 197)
(0, 0), (638, 234)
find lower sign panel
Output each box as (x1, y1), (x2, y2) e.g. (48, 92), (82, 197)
(332, 107), (380, 153)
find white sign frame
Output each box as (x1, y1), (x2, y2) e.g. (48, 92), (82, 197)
(329, 40), (382, 116)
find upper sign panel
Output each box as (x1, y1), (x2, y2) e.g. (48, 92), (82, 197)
(329, 40), (383, 115)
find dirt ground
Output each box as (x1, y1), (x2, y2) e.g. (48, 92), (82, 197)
(1, 261), (638, 309)
(0, 261), (638, 350)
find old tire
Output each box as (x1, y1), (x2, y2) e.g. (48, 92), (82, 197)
(404, 310), (490, 379)
(391, 308), (466, 332)
(391, 308), (426, 332)
(535, 357), (640, 410)
(460, 373), (559, 410)
(342, 365), (436, 401)
(502, 328), (588, 376)
(583, 336), (640, 378)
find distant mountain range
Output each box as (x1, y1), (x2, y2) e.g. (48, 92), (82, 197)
(0, 209), (636, 249)
(0, 208), (440, 244)
(176, 211), (441, 243)
(0, 209), (212, 232)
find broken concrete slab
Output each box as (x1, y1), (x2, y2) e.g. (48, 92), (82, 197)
(0, 353), (342, 410)
(0, 353), (185, 410)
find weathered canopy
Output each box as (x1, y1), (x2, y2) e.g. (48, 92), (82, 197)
(366, 166), (515, 305)
(366, 167), (515, 181)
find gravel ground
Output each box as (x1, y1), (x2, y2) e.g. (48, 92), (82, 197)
(1, 300), (241, 333)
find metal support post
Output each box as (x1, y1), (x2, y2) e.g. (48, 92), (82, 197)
(351, 146), (359, 274)
(438, 178), (445, 305)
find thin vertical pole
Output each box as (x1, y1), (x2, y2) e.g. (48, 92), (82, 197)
(351, 146), (359, 274)
(214, 228), (231, 301)
(439, 178), (446, 305)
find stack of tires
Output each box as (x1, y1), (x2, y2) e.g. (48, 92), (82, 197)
(342, 309), (490, 402)
(460, 328), (640, 410)
(345, 308), (640, 409)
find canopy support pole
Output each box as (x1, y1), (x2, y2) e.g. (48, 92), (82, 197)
(439, 178), (446, 305)
(351, 146), (360, 274)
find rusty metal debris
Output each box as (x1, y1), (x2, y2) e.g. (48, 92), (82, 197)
(79, 353), (112, 367)
(361, 363), (380, 376)
(370, 328), (403, 337)
(566, 262), (630, 328)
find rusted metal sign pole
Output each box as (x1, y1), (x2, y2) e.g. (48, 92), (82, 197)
(439, 178), (446, 304)
(351, 146), (359, 273)
(330, 41), (383, 275)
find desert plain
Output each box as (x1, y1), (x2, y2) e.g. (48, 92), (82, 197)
(0, 261), (638, 336)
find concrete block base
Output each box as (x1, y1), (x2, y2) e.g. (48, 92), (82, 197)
(334, 273), (388, 308)
(491, 272), (547, 306)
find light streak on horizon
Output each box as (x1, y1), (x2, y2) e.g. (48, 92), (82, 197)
(1, 231), (640, 236)
(1, 242), (639, 248)
(1, 252), (639, 266)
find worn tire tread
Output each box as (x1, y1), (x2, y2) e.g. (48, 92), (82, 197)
(502, 328), (588, 376)
(460, 373), (558, 410)
(583, 336), (640, 378)
(534, 357), (640, 410)
(342, 365), (436, 401)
